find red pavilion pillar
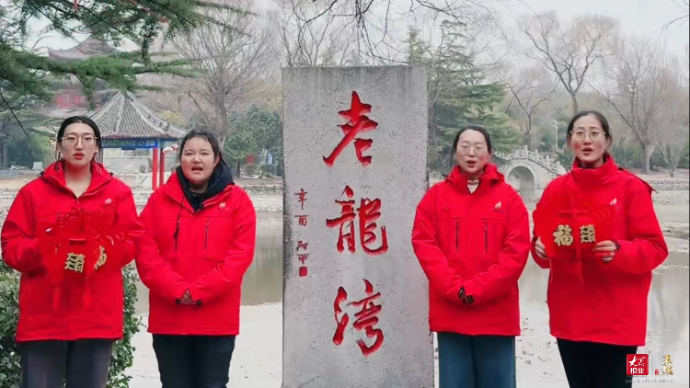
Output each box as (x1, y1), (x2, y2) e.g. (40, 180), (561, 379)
(152, 147), (159, 190)
(159, 150), (166, 186)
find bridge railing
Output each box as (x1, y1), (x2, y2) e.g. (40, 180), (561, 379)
(496, 146), (564, 176)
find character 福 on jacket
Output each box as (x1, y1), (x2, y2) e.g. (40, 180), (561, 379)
(532, 111), (668, 388)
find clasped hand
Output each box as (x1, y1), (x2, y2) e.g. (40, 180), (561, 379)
(179, 289), (195, 305)
(534, 238), (617, 263)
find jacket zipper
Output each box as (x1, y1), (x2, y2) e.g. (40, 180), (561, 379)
(483, 218), (488, 253)
(455, 219), (459, 250)
(174, 219), (180, 251)
(203, 218), (210, 250)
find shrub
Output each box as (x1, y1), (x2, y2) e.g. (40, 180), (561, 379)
(243, 164), (259, 177)
(0, 261), (141, 387)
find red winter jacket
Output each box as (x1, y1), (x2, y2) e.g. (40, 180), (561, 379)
(412, 164), (531, 336)
(0, 161), (141, 342)
(135, 169), (256, 336)
(531, 155), (668, 346)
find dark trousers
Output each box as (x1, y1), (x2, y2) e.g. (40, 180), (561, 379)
(557, 338), (636, 388)
(437, 332), (516, 388)
(20, 339), (113, 388)
(153, 334), (236, 388)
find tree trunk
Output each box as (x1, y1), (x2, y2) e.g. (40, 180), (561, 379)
(643, 143), (654, 175)
(571, 94), (579, 116)
(235, 160), (241, 178)
(0, 139), (5, 169)
(215, 100), (230, 148)
(523, 130), (531, 149)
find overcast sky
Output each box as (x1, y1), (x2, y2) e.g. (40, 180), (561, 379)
(24, 0), (688, 57)
(509, 0), (688, 54)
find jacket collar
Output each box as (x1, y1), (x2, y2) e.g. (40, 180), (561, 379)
(570, 153), (619, 188)
(161, 170), (234, 212)
(446, 163), (504, 194)
(41, 160), (112, 195)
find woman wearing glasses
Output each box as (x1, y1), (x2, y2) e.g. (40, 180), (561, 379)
(135, 130), (256, 387)
(412, 125), (530, 388)
(531, 111), (668, 388)
(1, 116), (142, 387)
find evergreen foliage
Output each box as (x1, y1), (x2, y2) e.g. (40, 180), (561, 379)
(405, 21), (522, 171)
(1, 0), (231, 111)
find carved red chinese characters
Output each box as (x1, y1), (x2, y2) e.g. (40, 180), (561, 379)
(297, 240), (309, 277)
(323, 91), (379, 167)
(326, 186), (388, 255)
(294, 189), (310, 276)
(332, 279), (385, 357)
(295, 215), (309, 227)
(295, 189), (307, 210)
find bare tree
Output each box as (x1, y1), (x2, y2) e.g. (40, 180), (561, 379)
(271, 0), (362, 67)
(518, 11), (616, 115)
(654, 52), (689, 177)
(661, 0), (689, 31)
(272, 0), (505, 65)
(502, 66), (557, 148)
(595, 37), (678, 174)
(174, 0), (271, 145)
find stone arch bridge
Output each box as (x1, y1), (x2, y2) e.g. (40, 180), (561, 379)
(497, 146), (567, 200)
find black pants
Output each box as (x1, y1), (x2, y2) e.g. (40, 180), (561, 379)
(557, 338), (636, 388)
(20, 339), (113, 388)
(153, 334), (236, 388)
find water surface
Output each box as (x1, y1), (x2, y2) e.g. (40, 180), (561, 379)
(134, 217), (689, 382)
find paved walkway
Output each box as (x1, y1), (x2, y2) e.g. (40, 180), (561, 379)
(129, 304), (281, 388)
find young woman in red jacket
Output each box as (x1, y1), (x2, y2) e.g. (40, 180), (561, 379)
(135, 130), (256, 387)
(412, 125), (531, 388)
(532, 111), (668, 388)
(1, 116), (142, 388)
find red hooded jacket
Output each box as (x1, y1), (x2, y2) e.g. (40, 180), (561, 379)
(531, 156), (668, 346)
(412, 164), (531, 336)
(0, 161), (141, 342)
(135, 168), (256, 336)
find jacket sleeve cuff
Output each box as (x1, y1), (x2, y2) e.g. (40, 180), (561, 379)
(530, 237), (550, 269)
(28, 238), (44, 264)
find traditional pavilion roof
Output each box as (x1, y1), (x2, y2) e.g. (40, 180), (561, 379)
(48, 36), (119, 61)
(88, 91), (187, 139)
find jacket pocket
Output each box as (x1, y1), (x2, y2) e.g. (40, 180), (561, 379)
(204, 215), (234, 253)
(455, 218), (460, 251)
(444, 217), (477, 277)
(481, 216), (506, 268)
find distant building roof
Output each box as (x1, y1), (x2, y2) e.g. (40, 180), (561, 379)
(88, 91), (187, 139)
(48, 36), (120, 61)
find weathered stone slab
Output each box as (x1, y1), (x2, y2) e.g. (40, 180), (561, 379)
(282, 66), (433, 388)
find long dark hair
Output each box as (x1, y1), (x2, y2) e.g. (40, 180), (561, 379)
(55, 116), (103, 160)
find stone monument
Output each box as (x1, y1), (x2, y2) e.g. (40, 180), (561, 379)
(282, 66), (434, 388)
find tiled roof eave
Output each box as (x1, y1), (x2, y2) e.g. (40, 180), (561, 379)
(87, 91), (188, 140)
(102, 133), (178, 139)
